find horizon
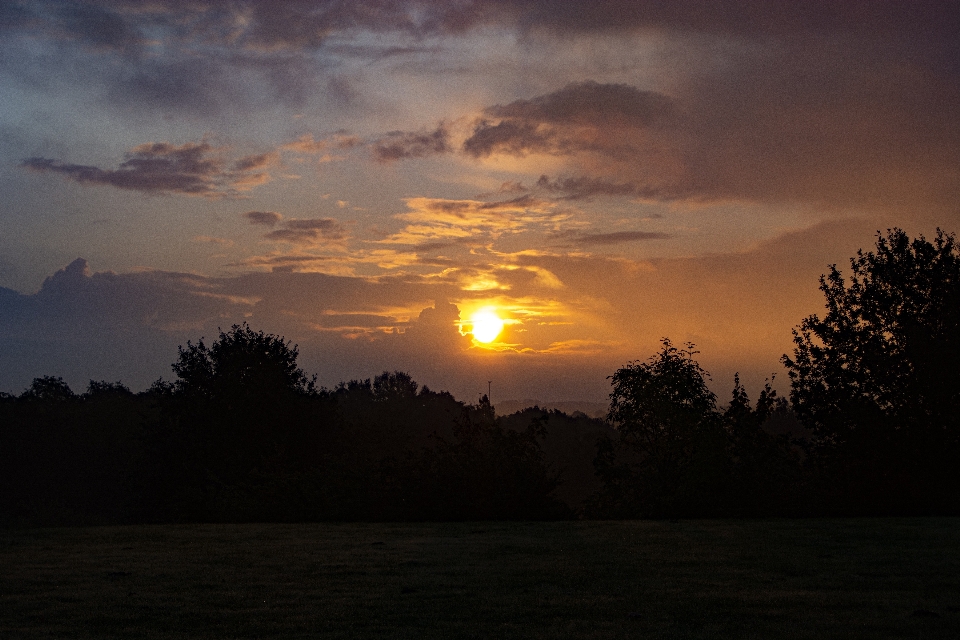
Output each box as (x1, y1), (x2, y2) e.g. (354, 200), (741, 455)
(2, 1), (958, 402)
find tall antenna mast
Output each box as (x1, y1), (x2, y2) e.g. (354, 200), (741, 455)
(488, 380), (492, 404)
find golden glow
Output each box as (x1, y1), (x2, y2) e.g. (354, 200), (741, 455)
(470, 308), (504, 343)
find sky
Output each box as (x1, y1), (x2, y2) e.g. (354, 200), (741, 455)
(1, 0), (958, 405)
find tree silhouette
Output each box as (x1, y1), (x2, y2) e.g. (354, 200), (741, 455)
(22, 376), (76, 402)
(372, 370), (419, 401)
(593, 339), (725, 517)
(406, 403), (566, 521)
(722, 374), (801, 515)
(172, 323), (315, 400)
(165, 324), (321, 520)
(607, 339), (717, 442)
(782, 228), (960, 513)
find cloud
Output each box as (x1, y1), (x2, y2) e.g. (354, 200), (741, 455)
(244, 211), (283, 226)
(574, 231), (670, 246)
(379, 195), (566, 245)
(283, 135), (329, 154)
(193, 236), (234, 247)
(455, 82), (694, 200)
(232, 152), (277, 172)
(103, 57), (236, 116)
(463, 81), (677, 158)
(14, 2), (955, 51)
(21, 142), (275, 198)
(487, 80), (675, 128)
(485, 180), (530, 197)
(536, 175), (649, 200)
(0, 254), (610, 396)
(283, 133), (361, 154)
(3, 258), (255, 337)
(462, 120), (555, 158)
(372, 126), (450, 162)
(8, 3), (954, 211)
(4, 0), (958, 401)
(263, 218), (348, 245)
(420, 0), (959, 46)
(228, 254), (338, 272)
(400, 195), (556, 227)
(2, 2), (143, 54)
(455, 65), (960, 209)
(53, 2), (144, 53)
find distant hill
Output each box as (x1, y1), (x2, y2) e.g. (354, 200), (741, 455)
(496, 399), (608, 420)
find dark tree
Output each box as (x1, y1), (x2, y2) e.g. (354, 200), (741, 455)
(405, 404), (567, 521)
(0, 377), (155, 526)
(782, 228), (960, 513)
(607, 339), (717, 442)
(173, 323), (316, 400)
(165, 324), (322, 521)
(592, 339), (727, 518)
(722, 375), (803, 516)
(372, 370), (419, 401)
(21, 376), (76, 402)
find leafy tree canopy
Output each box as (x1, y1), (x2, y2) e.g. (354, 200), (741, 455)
(608, 338), (717, 453)
(22, 376), (76, 402)
(783, 228), (960, 446)
(172, 323), (316, 401)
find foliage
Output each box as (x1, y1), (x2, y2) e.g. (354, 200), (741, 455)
(0, 376), (150, 526)
(405, 405), (568, 520)
(722, 375), (804, 516)
(0, 353), (568, 523)
(21, 375), (77, 402)
(498, 408), (614, 512)
(372, 370), (419, 401)
(592, 339), (725, 518)
(607, 339), (717, 449)
(172, 323), (316, 400)
(591, 341), (806, 519)
(783, 228), (960, 513)
(160, 324), (324, 519)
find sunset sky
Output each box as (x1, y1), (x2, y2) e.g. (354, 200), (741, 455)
(1, 1), (958, 404)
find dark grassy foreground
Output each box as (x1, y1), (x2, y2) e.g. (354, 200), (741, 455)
(2, 519), (959, 639)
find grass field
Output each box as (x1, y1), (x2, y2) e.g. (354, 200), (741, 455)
(2, 519), (959, 638)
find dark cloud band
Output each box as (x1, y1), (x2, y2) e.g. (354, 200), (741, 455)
(22, 142), (273, 198)
(372, 126), (450, 162)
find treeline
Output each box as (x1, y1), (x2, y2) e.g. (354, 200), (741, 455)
(1, 228), (958, 524)
(0, 349), (574, 525)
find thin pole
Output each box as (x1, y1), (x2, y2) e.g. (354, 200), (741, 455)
(488, 380), (492, 403)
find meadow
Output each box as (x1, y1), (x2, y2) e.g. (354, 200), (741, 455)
(2, 519), (959, 638)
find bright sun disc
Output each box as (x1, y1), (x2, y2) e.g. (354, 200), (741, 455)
(470, 309), (504, 343)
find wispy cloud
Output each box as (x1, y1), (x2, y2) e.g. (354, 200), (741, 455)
(372, 125), (450, 162)
(193, 235), (234, 246)
(573, 231), (670, 246)
(22, 142), (275, 198)
(376, 195), (567, 247)
(463, 81), (676, 158)
(535, 175), (652, 200)
(14, 1), (954, 52)
(283, 133), (360, 155)
(244, 211), (283, 226)
(263, 218), (348, 246)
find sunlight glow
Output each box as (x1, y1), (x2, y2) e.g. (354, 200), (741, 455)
(470, 308), (504, 343)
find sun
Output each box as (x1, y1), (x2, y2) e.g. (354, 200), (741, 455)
(470, 308), (504, 343)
